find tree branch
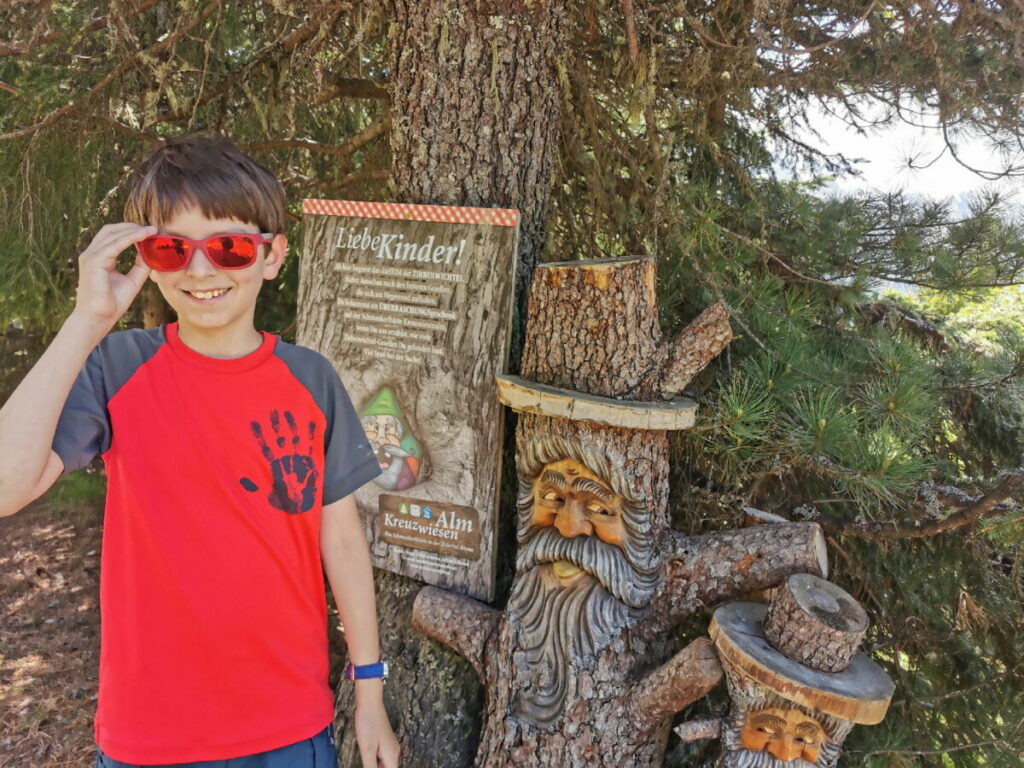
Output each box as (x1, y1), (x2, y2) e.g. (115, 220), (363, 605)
(315, 75), (390, 105)
(636, 301), (732, 398)
(150, 2), (351, 125)
(0, 0), (162, 59)
(647, 523), (828, 634)
(858, 301), (954, 351)
(820, 473), (1023, 540)
(625, 637), (723, 733)
(410, 586), (501, 679)
(0, 3), (219, 142)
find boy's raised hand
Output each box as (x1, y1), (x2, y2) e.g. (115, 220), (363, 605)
(74, 223), (156, 327)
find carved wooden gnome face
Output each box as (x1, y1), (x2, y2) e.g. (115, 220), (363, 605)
(720, 688), (851, 768)
(506, 434), (663, 727)
(739, 708), (826, 763)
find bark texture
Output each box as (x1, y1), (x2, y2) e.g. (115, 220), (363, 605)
(520, 257), (662, 397)
(331, 4), (568, 766)
(389, 0), (567, 323)
(762, 574), (868, 673)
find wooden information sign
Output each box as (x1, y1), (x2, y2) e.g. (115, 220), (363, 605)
(297, 199), (519, 601)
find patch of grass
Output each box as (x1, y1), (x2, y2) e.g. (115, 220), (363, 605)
(47, 468), (106, 507)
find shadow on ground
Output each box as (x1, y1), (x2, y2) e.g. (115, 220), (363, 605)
(0, 496), (102, 767)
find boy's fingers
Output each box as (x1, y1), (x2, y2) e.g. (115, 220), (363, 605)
(87, 226), (157, 268)
(88, 223), (154, 252)
(124, 262), (151, 292)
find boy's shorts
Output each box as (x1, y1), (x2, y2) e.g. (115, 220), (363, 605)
(94, 725), (337, 768)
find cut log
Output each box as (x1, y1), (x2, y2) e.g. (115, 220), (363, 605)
(673, 718), (723, 743)
(763, 573), (868, 673)
(520, 256), (662, 397)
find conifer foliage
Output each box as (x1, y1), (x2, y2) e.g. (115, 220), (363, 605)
(2, 2), (1022, 764)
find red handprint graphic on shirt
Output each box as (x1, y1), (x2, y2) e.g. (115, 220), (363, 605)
(240, 410), (319, 514)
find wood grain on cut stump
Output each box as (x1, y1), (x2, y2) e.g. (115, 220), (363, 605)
(763, 573), (868, 673)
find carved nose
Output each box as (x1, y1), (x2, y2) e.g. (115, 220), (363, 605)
(554, 500), (592, 538)
(766, 735), (802, 761)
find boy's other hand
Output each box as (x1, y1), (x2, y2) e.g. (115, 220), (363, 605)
(73, 223), (156, 328)
(355, 696), (401, 768)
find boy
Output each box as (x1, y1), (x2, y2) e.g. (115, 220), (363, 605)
(0, 136), (400, 768)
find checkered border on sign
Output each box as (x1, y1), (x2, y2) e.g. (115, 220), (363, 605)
(302, 199), (519, 227)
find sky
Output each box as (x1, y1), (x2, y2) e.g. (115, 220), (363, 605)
(790, 103), (1022, 212)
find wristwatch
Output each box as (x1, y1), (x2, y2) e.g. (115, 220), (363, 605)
(345, 661), (389, 681)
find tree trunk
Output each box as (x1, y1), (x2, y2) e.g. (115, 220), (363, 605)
(331, 4), (567, 766)
(141, 283), (173, 329)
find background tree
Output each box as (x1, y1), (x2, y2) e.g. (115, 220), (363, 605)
(2, 2), (1022, 766)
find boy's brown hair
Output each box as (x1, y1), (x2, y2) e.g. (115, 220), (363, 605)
(124, 135), (286, 233)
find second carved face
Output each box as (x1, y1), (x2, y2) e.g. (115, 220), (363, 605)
(739, 708), (826, 763)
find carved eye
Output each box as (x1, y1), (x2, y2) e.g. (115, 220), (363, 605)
(757, 726), (778, 735)
(587, 503), (614, 516)
(541, 491), (563, 502)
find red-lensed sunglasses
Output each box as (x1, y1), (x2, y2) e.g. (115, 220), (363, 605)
(137, 233), (277, 271)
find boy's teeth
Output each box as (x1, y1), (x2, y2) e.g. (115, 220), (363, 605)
(190, 288), (228, 299)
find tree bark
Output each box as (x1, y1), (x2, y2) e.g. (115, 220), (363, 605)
(331, 4), (567, 766)
(762, 573), (867, 673)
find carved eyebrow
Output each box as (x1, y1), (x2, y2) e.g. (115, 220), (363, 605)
(540, 470), (566, 487)
(749, 714), (788, 731)
(571, 477), (614, 500)
(795, 722), (822, 740)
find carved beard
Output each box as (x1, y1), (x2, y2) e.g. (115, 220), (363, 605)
(506, 526), (659, 729)
(720, 722), (842, 768)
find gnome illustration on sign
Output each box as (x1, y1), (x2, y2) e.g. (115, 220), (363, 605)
(359, 386), (425, 491)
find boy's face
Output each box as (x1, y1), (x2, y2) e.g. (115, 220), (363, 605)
(147, 206), (286, 341)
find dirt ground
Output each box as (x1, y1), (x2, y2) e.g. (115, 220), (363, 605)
(0, 496), (102, 768)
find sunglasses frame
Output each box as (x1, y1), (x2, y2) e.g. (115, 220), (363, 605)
(138, 232), (278, 272)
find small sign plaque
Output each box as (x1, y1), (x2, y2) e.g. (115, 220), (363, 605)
(379, 494), (482, 562)
(298, 199), (518, 601)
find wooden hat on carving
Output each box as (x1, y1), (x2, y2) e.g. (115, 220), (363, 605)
(497, 256), (732, 430)
(710, 576), (894, 725)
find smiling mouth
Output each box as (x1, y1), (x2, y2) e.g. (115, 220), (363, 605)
(551, 560), (584, 579)
(183, 288), (231, 301)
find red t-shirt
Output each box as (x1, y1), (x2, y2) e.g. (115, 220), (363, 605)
(53, 323), (380, 763)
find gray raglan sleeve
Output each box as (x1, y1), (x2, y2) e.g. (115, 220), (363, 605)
(52, 346), (111, 473)
(321, 364), (381, 504)
(276, 342), (382, 505)
(52, 328), (163, 474)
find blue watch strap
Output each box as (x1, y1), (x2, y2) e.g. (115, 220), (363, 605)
(346, 662), (389, 680)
